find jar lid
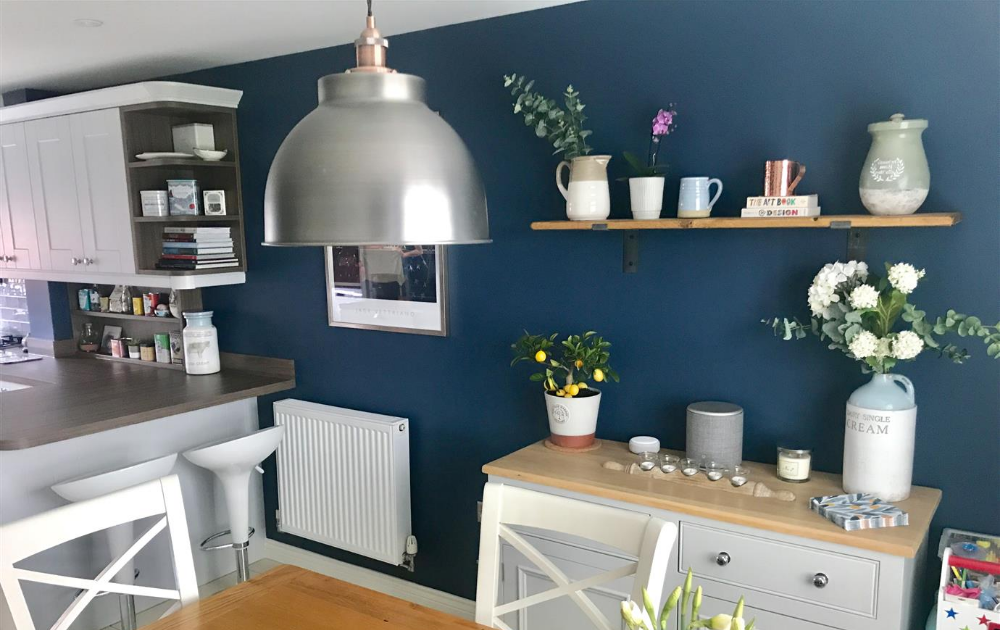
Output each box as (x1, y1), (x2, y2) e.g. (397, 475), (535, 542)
(687, 401), (743, 416)
(628, 436), (661, 454)
(182, 310), (214, 319)
(778, 447), (812, 455)
(868, 112), (928, 132)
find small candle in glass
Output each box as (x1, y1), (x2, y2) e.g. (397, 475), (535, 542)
(681, 458), (699, 476)
(660, 454), (679, 474)
(729, 465), (749, 487)
(705, 461), (725, 481)
(639, 451), (658, 471)
(777, 447), (812, 483)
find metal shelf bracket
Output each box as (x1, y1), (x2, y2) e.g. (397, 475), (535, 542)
(623, 231), (638, 273)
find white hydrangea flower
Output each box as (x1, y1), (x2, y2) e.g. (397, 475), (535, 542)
(892, 330), (925, 360)
(807, 261), (867, 318)
(849, 284), (880, 309)
(887, 263), (925, 294)
(848, 330), (879, 359)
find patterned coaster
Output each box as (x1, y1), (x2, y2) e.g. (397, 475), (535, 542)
(810, 493), (909, 531)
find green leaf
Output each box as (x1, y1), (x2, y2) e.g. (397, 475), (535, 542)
(529, 373), (545, 382)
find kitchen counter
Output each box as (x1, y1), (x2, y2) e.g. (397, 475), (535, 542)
(0, 353), (295, 449)
(483, 440), (941, 558)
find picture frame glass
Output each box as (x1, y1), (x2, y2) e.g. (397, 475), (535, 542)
(325, 245), (447, 335)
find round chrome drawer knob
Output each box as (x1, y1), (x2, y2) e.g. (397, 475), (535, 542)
(716, 552), (731, 566)
(813, 573), (829, 588)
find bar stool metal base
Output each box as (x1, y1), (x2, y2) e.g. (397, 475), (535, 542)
(200, 527), (255, 584)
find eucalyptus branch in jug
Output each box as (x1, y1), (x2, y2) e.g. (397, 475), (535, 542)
(503, 73), (593, 160)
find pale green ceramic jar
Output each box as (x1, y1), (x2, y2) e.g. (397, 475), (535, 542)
(859, 113), (930, 216)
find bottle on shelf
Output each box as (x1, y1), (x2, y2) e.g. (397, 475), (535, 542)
(78, 323), (100, 353)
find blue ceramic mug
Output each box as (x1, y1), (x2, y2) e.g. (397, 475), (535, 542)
(678, 177), (723, 218)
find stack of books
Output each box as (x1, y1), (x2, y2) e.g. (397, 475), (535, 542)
(741, 194), (820, 218)
(157, 227), (239, 270)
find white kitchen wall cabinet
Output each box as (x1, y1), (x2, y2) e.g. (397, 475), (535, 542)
(0, 123), (42, 270)
(0, 82), (245, 289)
(24, 114), (88, 272)
(69, 109), (134, 274)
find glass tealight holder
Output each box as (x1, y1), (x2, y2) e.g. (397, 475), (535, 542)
(681, 458), (699, 476)
(705, 461), (725, 482)
(659, 454), (679, 474)
(729, 465), (749, 487)
(639, 451), (658, 471)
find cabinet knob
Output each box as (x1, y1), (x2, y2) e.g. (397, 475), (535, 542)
(7, 255), (13, 262)
(813, 573), (829, 588)
(71, 257), (81, 266)
(82, 257), (94, 266)
(716, 552), (731, 566)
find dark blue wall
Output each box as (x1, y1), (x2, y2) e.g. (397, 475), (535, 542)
(24, 281), (72, 340)
(172, 0), (1000, 600)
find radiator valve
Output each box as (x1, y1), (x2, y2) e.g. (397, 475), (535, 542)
(401, 535), (418, 572)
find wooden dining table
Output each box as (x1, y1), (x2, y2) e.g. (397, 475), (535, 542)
(144, 564), (491, 630)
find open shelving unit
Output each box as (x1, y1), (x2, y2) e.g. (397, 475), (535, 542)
(119, 102), (247, 277)
(531, 212), (962, 272)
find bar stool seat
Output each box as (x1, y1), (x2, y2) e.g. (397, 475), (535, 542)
(51, 453), (178, 630)
(182, 426), (284, 583)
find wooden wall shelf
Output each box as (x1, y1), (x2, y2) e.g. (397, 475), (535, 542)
(531, 213), (961, 231)
(530, 212), (962, 273)
(132, 215), (241, 223)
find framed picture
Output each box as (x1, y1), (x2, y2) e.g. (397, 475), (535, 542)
(100, 325), (123, 354)
(324, 245), (448, 336)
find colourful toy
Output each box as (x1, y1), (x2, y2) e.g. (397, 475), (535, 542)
(936, 550), (1000, 629)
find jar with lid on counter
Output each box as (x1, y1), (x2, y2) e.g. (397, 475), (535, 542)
(777, 447), (812, 483)
(182, 311), (220, 375)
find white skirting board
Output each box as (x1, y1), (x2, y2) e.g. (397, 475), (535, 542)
(262, 538), (475, 620)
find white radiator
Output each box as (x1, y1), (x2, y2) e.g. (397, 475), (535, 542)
(273, 399), (411, 566)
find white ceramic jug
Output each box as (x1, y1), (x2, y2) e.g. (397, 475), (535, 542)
(556, 155), (611, 221)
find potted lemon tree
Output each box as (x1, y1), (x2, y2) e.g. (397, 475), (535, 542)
(511, 331), (618, 449)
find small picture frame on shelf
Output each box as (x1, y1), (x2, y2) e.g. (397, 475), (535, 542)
(324, 245), (448, 336)
(100, 325), (123, 354)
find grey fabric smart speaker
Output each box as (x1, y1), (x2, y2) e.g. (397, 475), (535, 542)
(685, 401), (744, 469)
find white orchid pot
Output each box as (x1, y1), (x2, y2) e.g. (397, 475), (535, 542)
(843, 374), (917, 501)
(628, 177), (665, 219)
(544, 389), (602, 449)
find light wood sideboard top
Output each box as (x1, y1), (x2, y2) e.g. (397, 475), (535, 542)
(483, 440), (940, 558)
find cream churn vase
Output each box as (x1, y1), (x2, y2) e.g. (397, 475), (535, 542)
(556, 155), (612, 221)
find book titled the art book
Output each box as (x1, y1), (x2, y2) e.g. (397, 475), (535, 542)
(746, 194), (819, 208)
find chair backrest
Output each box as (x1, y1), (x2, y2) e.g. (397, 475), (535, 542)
(0, 474), (198, 630)
(475, 482), (677, 630)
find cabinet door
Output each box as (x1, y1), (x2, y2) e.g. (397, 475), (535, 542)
(0, 123), (42, 269)
(70, 109), (134, 274)
(24, 116), (86, 271)
(499, 535), (634, 630)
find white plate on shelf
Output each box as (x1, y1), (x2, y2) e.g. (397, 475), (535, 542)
(135, 152), (195, 160)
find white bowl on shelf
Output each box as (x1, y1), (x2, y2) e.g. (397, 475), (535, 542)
(194, 149), (228, 161)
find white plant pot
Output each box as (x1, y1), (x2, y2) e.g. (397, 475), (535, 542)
(628, 177), (665, 220)
(544, 389), (602, 449)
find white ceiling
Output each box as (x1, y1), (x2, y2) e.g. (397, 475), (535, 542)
(0, 0), (577, 95)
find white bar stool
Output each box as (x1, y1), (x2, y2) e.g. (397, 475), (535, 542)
(51, 453), (178, 630)
(182, 426), (284, 583)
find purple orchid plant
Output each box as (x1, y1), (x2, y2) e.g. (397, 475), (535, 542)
(623, 105), (678, 178)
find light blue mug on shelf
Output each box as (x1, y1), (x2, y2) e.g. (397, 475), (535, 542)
(678, 176), (723, 218)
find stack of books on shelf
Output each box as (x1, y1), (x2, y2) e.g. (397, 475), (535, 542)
(741, 194), (820, 218)
(157, 227), (239, 270)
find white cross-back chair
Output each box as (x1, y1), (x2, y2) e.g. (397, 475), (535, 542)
(0, 475), (198, 630)
(475, 482), (677, 630)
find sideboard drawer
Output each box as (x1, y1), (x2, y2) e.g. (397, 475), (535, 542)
(679, 522), (879, 617)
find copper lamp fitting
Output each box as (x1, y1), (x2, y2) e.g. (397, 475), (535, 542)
(351, 10), (394, 74)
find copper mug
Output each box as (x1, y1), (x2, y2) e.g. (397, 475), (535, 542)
(764, 160), (806, 196)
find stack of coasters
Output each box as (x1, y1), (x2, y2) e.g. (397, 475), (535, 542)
(810, 493), (909, 531)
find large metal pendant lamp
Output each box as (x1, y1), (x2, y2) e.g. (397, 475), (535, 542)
(263, 0), (489, 246)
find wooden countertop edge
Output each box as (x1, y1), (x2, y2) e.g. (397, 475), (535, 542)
(482, 462), (941, 558)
